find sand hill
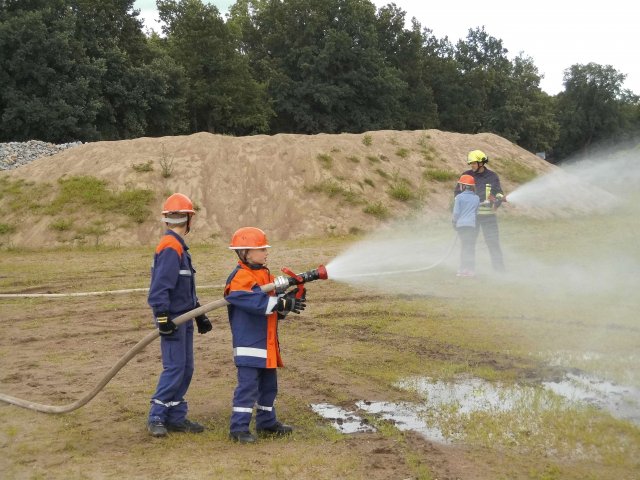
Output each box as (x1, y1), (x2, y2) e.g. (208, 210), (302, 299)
(0, 130), (555, 248)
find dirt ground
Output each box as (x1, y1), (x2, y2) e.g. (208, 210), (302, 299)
(2, 233), (638, 479)
(0, 243), (498, 480)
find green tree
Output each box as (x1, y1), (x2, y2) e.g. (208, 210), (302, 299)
(375, 6), (438, 129)
(158, 0), (272, 135)
(486, 54), (559, 153)
(231, 0), (406, 134)
(0, 1), (102, 141)
(554, 63), (635, 160)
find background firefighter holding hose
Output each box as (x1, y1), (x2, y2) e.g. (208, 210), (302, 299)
(455, 150), (506, 272)
(146, 193), (213, 438)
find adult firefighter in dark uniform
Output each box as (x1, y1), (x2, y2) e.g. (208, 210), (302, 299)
(454, 150), (506, 272)
(147, 193), (212, 437)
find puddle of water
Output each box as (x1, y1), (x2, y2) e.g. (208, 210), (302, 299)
(396, 377), (533, 414)
(543, 372), (640, 425)
(311, 373), (640, 443)
(355, 400), (447, 443)
(310, 403), (376, 433)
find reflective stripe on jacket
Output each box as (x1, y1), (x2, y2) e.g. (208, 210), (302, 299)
(224, 262), (283, 369)
(148, 230), (197, 317)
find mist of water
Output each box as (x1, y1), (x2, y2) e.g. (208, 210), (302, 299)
(323, 144), (640, 394)
(326, 144), (640, 297)
(507, 148), (639, 214)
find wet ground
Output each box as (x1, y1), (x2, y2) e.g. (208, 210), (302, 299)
(312, 369), (640, 443)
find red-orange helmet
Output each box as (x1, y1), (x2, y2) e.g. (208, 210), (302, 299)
(229, 227), (270, 250)
(458, 174), (475, 186)
(162, 193), (195, 214)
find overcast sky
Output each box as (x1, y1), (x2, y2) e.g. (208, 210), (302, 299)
(134, 0), (639, 96)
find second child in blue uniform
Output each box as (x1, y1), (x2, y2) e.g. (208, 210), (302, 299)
(147, 193), (213, 437)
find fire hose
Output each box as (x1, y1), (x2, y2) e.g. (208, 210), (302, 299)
(0, 266), (328, 414)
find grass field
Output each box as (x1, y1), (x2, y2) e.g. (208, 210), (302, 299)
(1, 205), (639, 479)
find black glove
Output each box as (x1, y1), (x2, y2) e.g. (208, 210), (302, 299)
(194, 302), (212, 334)
(275, 294), (306, 314)
(156, 312), (176, 335)
(195, 314), (212, 334)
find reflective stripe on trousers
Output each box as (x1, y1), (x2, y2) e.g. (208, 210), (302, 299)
(230, 366), (278, 432)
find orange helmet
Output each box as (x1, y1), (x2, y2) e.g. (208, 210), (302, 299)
(229, 227), (270, 250)
(458, 174), (475, 186)
(162, 193), (195, 214)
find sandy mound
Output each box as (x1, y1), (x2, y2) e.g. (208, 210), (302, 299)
(1, 130), (554, 248)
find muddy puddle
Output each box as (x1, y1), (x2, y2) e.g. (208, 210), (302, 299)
(311, 372), (640, 443)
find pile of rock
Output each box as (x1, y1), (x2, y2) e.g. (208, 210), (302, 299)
(0, 140), (83, 170)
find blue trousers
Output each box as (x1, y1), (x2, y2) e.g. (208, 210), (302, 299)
(148, 321), (194, 424)
(230, 366), (278, 433)
(477, 214), (505, 271)
(457, 226), (479, 272)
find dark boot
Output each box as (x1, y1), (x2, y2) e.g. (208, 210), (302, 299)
(166, 419), (205, 433)
(147, 420), (168, 437)
(229, 431), (256, 443)
(257, 422), (293, 437)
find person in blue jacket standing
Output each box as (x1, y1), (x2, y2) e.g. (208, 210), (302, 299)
(452, 174), (480, 277)
(224, 227), (306, 443)
(147, 193), (212, 437)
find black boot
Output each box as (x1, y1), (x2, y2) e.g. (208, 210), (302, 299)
(166, 418), (205, 433)
(147, 420), (168, 437)
(229, 431), (257, 443)
(257, 422), (293, 437)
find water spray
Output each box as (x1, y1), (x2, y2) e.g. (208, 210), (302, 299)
(0, 265), (329, 414)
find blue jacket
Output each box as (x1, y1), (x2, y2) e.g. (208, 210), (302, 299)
(224, 261), (282, 369)
(452, 190), (479, 228)
(148, 230), (197, 318)
(454, 167), (503, 215)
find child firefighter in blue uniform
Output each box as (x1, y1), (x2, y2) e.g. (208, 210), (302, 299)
(147, 193), (213, 437)
(224, 227), (307, 443)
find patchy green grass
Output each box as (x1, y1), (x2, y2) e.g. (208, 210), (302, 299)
(131, 160), (153, 173)
(395, 148), (410, 159)
(0, 223), (15, 234)
(46, 176), (154, 224)
(49, 219), (73, 232)
(362, 134), (373, 146)
(316, 153), (333, 169)
(498, 160), (539, 183)
(387, 176), (416, 202)
(363, 201), (389, 219)
(306, 179), (362, 205)
(423, 169), (458, 182)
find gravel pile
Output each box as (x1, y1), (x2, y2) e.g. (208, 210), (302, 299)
(0, 140), (83, 171)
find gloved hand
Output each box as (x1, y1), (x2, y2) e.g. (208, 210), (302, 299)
(494, 193), (505, 208)
(275, 294), (306, 314)
(194, 302), (212, 334)
(195, 314), (212, 334)
(295, 287), (307, 302)
(156, 312), (177, 335)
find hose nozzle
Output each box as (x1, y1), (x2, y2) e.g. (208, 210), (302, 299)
(274, 265), (328, 293)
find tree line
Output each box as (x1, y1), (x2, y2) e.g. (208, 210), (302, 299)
(1, 0), (638, 162)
